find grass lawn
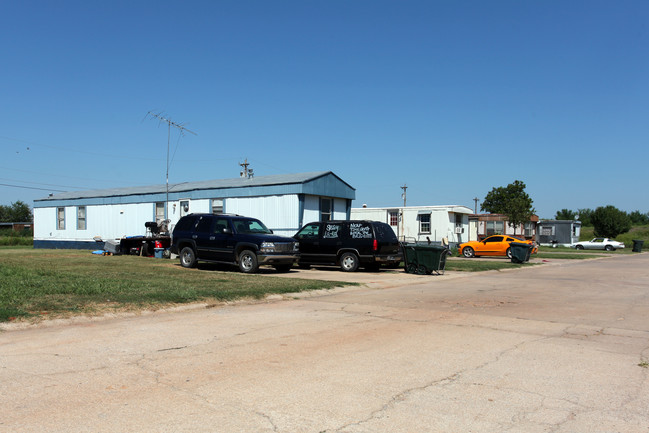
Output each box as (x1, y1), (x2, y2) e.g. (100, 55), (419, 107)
(0, 248), (351, 323)
(444, 258), (535, 272)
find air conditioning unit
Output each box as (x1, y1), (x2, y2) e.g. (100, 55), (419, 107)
(455, 226), (464, 234)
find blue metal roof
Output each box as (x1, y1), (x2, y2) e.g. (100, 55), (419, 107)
(34, 171), (355, 207)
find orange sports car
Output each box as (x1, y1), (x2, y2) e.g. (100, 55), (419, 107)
(458, 235), (537, 258)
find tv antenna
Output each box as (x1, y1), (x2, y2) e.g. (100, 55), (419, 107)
(145, 111), (197, 218)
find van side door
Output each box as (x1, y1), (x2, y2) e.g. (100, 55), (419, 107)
(320, 222), (345, 262)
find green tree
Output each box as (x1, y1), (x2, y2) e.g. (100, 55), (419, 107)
(577, 208), (593, 226)
(0, 201), (33, 222)
(555, 209), (577, 220)
(591, 205), (631, 238)
(628, 210), (649, 225)
(481, 180), (535, 235)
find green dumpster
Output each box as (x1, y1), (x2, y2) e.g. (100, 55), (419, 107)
(402, 244), (447, 275)
(632, 240), (644, 253)
(509, 242), (533, 263)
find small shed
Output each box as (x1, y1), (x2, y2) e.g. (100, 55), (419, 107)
(33, 171), (355, 249)
(350, 205), (472, 246)
(536, 220), (581, 247)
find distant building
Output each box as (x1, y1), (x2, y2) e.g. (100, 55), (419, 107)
(33, 171), (355, 249)
(468, 213), (539, 241)
(0, 222), (33, 231)
(536, 220), (581, 247)
(350, 205), (472, 246)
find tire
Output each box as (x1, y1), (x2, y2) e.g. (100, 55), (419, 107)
(406, 263), (417, 274)
(605, 245), (614, 251)
(180, 246), (197, 268)
(274, 264), (292, 273)
(339, 252), (359, 272)
(462, 247), (475, 258)
(576, 245), (584, 250)
(506, 247), (512, 259)
(238, 249), (259, 273)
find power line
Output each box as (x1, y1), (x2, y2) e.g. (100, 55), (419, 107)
(0, 183), (66, 192)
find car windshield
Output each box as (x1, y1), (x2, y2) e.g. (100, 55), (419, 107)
(232, 218), (272, 234)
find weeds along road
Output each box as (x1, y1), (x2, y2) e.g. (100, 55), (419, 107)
(1, 254), (649, 432)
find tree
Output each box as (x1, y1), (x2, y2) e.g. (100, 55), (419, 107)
(591, 205), (631, 238)
(628, 210), (649, 225)
(577, 208), (593, 226)
(481, 180), (535, 234)
(0, 201), (33, 223)
(555, 209), (577, 220)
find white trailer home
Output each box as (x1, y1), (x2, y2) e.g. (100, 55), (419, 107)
(350, 205), (472, 246)
(33, 171), (355, 249)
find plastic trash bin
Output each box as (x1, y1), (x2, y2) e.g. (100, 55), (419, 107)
(509, 242), (533, 263)
(402, 244), (447, 275)
(632, 240), (644, 253)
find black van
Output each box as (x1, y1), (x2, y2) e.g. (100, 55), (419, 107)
(294, 220), (402, 272)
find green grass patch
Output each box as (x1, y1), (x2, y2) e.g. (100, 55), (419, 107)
(444, 259), (533, 272)
(0, 228), (33, 246)
(0, 248), (351, 323)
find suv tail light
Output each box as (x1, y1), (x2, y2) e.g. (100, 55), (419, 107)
(373, 239), (378, 251)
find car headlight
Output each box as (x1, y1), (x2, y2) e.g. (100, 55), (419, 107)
(260, 242), (275, 253)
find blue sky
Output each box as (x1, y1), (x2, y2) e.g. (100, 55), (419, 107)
(2, 0), (647, 219)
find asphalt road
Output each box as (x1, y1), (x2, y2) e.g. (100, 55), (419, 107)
(2, 254), (648, 432)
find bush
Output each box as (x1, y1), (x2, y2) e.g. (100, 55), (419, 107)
(591, 206), (631, 238)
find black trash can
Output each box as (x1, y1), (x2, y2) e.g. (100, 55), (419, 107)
(509, 242), (533, 263)
(632, 240), (644, 253)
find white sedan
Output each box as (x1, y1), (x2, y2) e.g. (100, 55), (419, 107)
(573, 238), (625, 251)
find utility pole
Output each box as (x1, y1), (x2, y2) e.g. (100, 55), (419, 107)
(473, 197), (479, 214)
(145, 111), (197, 219)
(239, 158), (254, 178)
(400, 184), (407, 241)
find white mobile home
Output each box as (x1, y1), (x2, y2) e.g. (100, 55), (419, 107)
(350, 205), (472, 246)
(33, 171), (355, 249)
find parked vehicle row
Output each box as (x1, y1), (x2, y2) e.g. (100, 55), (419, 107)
(170, 214), (402, 274)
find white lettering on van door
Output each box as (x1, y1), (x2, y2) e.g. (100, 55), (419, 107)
(349, 223), (372, 239)
(323, 224), (340, 239)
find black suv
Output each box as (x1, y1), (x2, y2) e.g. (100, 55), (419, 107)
(171, 213), (299, 273)
(294, 220), (402, 272)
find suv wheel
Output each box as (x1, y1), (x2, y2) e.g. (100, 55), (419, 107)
(238, 249), (259, 273)
(180, 247), (197, 268)
(339, 252), (359, 272)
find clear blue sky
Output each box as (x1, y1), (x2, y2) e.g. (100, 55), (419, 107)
(2, 0), (647, 219)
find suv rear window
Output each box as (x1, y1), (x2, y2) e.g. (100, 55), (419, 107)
(373, 222), (398, 241)
(175, 216), (197, 232)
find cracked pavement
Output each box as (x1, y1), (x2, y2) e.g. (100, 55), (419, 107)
(1, 254), (648, 432)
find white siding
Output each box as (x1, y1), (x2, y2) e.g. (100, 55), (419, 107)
(351, 206), (471, 244)
(35, 203), (158, 242)
(225, 195), (300, 237)
(333, 198), (347, 220)
(302, 195), (320, 225)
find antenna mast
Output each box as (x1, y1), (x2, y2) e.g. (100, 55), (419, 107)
(146, 111), (197, 219)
